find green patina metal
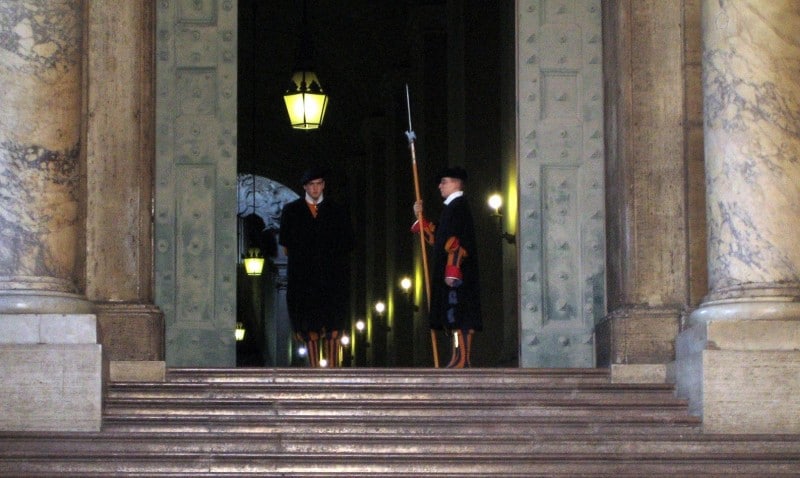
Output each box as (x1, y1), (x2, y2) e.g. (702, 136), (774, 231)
(155, 0), (238, 366)
(517, 0), (605, 368)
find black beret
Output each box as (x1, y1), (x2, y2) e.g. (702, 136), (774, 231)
(435, 166), (468, 184)
(300, 167), (329, 185)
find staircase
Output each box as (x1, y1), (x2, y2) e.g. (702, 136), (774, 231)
(2, 367), (799, 477)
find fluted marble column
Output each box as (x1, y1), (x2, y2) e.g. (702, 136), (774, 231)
(675, 0), (800, 433)
(0, 0), (90, 314)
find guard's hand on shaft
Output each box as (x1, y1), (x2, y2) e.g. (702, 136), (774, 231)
(410, 202), (434, 245)
(413, 200), (423, 217)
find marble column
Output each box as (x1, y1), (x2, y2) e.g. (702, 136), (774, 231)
(0, 0), (91, 314)
(598, 0), (703, 382)
(675, 0), (800, 433)
(0, 0), (102, 432)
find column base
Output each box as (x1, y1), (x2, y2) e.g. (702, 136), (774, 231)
(611, 363), (671, 383)
(109, 360), (166, 382)
(95, 302), (164, 361)
(703, 349), (800, 433)
(676, 305), (800, 433)
(0, 276), (93, 314)
(0, 290), (93, 314)
(0, 314), (102, 431)
(595, 305), (681, 367)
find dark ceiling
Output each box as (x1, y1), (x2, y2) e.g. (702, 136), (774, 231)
(238, 0), (447, 189)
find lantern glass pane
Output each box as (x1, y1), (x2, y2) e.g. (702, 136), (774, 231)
(243, 257), (265, 276)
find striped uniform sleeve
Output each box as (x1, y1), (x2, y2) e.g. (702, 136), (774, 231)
(444, 236), (468, 282)
(410, 218), (435, 245)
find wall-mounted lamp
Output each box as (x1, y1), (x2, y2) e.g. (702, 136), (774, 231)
(243, 247), (265, 276)
(487, 193), (516, 244)
(399, 276), (418, 311)
(400, 277), (412, 294)
(340, 334), (350, 347)
(374, 300), (391, 332)
(374, 301), (386, 316)
(235, 322), (246, 341)
(355, 319), (366, 333)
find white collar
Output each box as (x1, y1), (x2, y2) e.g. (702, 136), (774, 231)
(443, 190), (464, 205)
(306, 193), (324, 205)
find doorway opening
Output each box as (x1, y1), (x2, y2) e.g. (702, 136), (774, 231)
(236, 0), (516, 367)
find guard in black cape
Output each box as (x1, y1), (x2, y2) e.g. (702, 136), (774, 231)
(279, 167), (354, 367)
(412, 166), (482, 368)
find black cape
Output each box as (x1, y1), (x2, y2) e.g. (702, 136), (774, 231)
(429, 195), (482, 331)
(279, 197), (354, 336)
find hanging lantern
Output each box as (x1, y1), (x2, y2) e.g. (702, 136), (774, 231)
(284, 70), (328, 129)
(235, 322), (246, 341)
(283, 0), (328, 129)
(243, 247), (265, 276)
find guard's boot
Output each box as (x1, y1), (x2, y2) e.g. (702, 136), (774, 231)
(444, 330), (460, 368)
(446, 330), (467, 369)
(325, 330), (340, 368)
(464, 329), (475, 368)
(306, 331), (320, 367)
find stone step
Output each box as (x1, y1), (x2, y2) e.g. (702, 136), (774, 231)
(3, 431), (799, 456)
(2, 367), (796, 477)
(107, 369), (695, 428)
(101, 413), (702, 435)
(104, 401), (693, 423)
(1, 451), (799, 477)
(164, 367), (613, 385)
(107, 381), (680, 402)
(105, 393), (690, 409)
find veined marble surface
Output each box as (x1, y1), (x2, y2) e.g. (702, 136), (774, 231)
(702, 0), (800, 296)
(0, 1), (83, 290)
